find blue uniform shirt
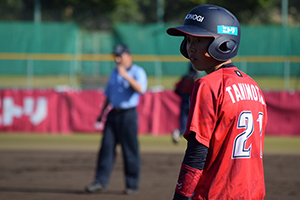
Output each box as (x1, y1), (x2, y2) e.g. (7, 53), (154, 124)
(105, 64), (147, 109)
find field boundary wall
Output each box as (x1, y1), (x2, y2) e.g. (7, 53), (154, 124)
(0, 89), (298, 136)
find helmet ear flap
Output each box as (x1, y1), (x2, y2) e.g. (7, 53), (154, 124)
(180, 38), (189, 59)
(218, 40), (236, 53)
(208, 36), (238, 61)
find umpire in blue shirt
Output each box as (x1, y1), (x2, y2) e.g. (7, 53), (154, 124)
(86, 44), (148, 194)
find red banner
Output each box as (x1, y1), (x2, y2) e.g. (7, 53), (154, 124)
(63, 90), (106, 133)
(137, 91), (181, 135)
(0, 89), (70, 134)
(264, 91), (300, 136)
(0, 89), (299, 136)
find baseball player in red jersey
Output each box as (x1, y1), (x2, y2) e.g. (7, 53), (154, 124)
(166, 4), (268, 200)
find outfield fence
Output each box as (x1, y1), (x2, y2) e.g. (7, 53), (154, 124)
(0, 89), (298, 136)
(0, 53), (300, 90)
(1, 23), (300, 90)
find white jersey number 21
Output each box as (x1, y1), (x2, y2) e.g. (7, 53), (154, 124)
(232, 111), (264, 159)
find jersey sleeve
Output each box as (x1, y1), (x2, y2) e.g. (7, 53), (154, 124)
(134, 66), (148, 94)
(184, 79), (218, 148)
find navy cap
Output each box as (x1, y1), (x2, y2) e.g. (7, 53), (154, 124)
(113, 44), (131, 56)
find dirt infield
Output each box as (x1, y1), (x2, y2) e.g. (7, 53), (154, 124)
(0, 150), (299, 200)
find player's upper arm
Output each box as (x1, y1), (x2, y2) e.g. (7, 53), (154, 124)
(183, 132), (208, 170)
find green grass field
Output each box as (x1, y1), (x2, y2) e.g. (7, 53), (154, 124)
(0, 133), (299, 154)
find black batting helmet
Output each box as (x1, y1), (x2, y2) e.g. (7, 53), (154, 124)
(166, 4), (241, 61)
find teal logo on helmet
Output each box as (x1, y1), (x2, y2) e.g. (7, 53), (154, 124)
(217, 25), (238, 35)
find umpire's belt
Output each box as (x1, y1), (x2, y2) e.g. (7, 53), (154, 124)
(112, 107), (136, 113)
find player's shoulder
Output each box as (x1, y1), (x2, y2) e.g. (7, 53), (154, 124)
(219, 66), (257, 83)
(194, 66), (258, 91)
(131, 64), (146, 73)
(195, 68), (225, 85)
(221, 67), (263, 90)
(221, 65), (247, 77)
(132, 63), (143, 69)
(193, 74), (219, 94)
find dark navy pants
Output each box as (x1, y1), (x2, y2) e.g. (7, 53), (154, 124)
(94, 108), (140, 189)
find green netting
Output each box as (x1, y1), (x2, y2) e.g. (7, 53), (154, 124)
(0, 22), (79, 75)
(113, 24), (300, 77)
(114, 24), (300, 56)
(0, 60), (27, 74)
(79, 31), (114, 75)
(0, 22), (78, 53)
(235, 62), (300, 76)
(79, 61), (114, 75)
(114, 23), (184, 56)
(239, 26), (300, 56)
(80, 31), (114, 54)
(0, 22), (299, 77)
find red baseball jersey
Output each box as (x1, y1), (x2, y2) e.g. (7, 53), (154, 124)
(184, 65), (267, 200)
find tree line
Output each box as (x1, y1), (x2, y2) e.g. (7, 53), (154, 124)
(0, 0), (299, 30)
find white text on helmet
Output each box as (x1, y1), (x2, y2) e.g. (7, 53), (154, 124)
(185, 14), (204, 22)
(217, 25), (238, 36)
